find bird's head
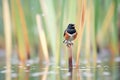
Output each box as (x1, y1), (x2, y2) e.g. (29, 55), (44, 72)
(67, 24), (75, 29)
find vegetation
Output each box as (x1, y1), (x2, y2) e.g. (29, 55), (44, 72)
(0, 0), (120, 80)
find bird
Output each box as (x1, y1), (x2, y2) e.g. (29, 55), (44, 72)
(63, 24), (77, 47)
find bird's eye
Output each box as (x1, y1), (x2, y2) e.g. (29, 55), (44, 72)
(70, 24), (74, 26)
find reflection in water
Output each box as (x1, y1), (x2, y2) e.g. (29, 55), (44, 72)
(17, 65), (30, 80)
(69, 70), (72, 80)
(25, 66), (30, 80)
(41, 66), (49, 80)
(0, 64), (120, 80)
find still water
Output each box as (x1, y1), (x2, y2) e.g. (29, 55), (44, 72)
(0, 63), (120, 80)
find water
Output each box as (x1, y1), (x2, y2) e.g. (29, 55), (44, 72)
(0, 49), (120, 80)
(0, 63), (120, 80)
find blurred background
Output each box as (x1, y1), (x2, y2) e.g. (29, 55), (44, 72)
(0, 0), (120, 80)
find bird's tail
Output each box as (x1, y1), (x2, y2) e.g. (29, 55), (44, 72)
(63, 40), (65, 43)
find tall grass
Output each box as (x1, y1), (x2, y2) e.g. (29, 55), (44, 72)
(0, 0), (120, 80)
(2, 0), (12, 80)
(76, 0), (86, 68)
(11, 0), (27, 65)
(36, 14), (49, 63)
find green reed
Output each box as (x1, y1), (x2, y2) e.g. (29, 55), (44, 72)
(0, 0), (120, 80)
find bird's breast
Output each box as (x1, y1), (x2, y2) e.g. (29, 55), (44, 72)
(68, 36), (74, 41)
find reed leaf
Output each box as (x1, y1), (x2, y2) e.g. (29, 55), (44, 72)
(110, 0), (119, 79)
(76, 0), (86, 68)
(16, 0), (30, 60)
(12, 0), (26, 65)
(97, 2), (115, 46)
(39, 0), (57, 61)
(36, 14), (49, 63)
(2, 0), (12, 80)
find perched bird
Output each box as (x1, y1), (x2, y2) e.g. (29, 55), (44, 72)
(63, 24), (77, 47)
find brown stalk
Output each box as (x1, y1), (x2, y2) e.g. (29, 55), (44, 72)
(11, 0), (26, 66)
(16, 0), (30, 60)
(68, 46), (73, 73)
(76, 0), (86, 68)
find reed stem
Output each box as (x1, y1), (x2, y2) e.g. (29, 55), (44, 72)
(3, 0), (12, 80)
(68, 46), (73, 73)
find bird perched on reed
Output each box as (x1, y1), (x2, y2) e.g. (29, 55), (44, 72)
(63, 24), (77, 47)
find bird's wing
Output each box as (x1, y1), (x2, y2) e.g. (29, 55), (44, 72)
(63, 29), (67, 36)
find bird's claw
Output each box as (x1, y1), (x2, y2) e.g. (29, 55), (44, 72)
(63, 40), (73, 47)
(63, 40), (67, 44)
